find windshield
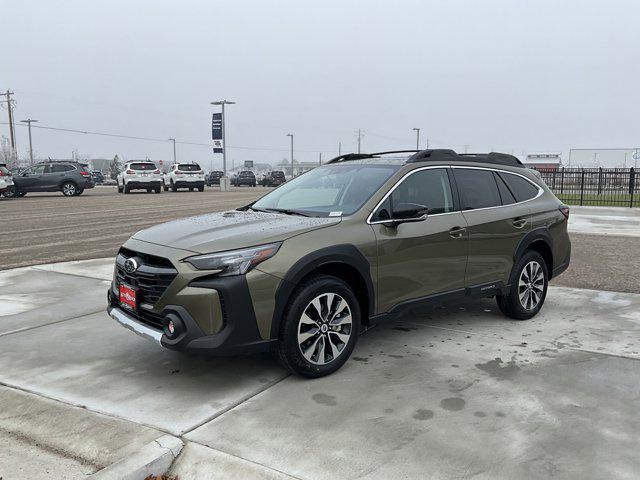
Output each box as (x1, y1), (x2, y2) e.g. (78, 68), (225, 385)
(252, 164), (400, 217)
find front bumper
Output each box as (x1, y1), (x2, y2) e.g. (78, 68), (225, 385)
(107, 273), (276, 355)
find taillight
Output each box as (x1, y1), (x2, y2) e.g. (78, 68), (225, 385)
(80, 171), (91, 177)
(559, 205), (570, 219)
(126, 169), (134, 174)
(153, 169), (160, 174)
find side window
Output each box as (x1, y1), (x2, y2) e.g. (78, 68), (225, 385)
(494, 172), (516, 205)
(453, 168), (502, 210)
(499, 172), (539, 202)
(31, 164), (47, 175)
(371, 168), (453, 221)
(51, 164), (73, 173)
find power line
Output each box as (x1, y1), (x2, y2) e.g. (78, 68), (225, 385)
(1, 121), (339, 154)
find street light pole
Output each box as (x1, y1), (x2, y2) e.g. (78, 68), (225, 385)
(412, 127), (420, 150)
(211, 100), (236, 190)
(286, 134), (294, 178)
(20, 119), (38, 164)
(168, 138), (177, 164)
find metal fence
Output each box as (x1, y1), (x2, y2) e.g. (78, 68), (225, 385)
(533, 167), (637, 208)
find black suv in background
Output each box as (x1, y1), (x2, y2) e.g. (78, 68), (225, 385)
(261, 170), (286, 187)
(232, 170), (257, 187)
(8, 161), (95, 197)
(205, 171), (224, 186)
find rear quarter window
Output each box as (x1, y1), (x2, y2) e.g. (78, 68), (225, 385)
(499, 172), (540, 202)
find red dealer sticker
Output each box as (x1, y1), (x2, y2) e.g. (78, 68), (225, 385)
(119, 284), (137, 311)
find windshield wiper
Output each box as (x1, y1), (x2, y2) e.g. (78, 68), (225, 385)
(262, 207), (311, 217)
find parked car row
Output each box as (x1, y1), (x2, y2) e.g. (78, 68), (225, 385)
(1, 160), (288, 198)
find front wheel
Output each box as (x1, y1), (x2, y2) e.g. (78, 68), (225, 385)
(496, 250), (548, 320)
(276, 275), (359, 378)
(2, 186), (17, 198)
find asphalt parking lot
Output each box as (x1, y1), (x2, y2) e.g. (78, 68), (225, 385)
(1, 191), (640, 479)
(0, 186), (269, 270)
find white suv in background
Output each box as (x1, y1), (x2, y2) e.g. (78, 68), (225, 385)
(163, 163), (205, 192)
(0, 164), (14, 197)
(117, 161), (162, 194)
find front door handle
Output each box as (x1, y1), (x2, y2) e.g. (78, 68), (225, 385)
(449, 226), (466, 238)
(512, 218), (527, 229)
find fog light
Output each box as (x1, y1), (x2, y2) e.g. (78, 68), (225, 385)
(163, 313), (184, 339)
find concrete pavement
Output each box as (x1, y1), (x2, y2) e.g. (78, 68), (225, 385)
(568, 206), (640, 237)
(1, 258), (639, 479)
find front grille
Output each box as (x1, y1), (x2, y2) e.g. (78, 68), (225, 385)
(115, 248), (177, 305)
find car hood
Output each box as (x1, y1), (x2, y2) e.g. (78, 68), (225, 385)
(132, 210), (341, 254)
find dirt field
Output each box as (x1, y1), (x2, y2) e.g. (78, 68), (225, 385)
(0, 186), (268, 270)
(2, 187), (638, 293)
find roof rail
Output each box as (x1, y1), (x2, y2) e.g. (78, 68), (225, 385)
(326, 149), (524, 168)
(326, 150), (420, 164)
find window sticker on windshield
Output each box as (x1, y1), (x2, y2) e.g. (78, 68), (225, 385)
(329, 211), (343, 217)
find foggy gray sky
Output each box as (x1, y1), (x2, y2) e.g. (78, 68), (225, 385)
(2, 0), (640, 168)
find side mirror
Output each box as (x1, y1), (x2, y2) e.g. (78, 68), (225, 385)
(381, 203), (428, 228)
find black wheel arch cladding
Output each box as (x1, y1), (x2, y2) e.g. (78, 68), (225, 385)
(514, 227), (554, 276)
(269, 244), (375, 339)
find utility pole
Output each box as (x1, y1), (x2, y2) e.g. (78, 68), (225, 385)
(338, 141), (342, 156)
(20, 119), (38, 164)
(286, 133), (294, 178)
(168, 138), (177, 164)
(319, 152), (322, 165)
(356, 129), (364, 154)
(412, 127), (420, 150)
(210, 100), (236, 191)
(1, 90), (16, 160)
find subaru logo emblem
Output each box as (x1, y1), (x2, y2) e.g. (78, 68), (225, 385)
(124, 258), (138, 274)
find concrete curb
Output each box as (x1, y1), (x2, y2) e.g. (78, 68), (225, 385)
(89, 434), (184, 480)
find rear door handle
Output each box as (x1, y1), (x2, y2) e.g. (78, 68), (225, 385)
(449, 226), (466, 238)
(512, 218), (527, 229)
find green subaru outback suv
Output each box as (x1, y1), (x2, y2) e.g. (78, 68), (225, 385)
(108, 149), (571, 377)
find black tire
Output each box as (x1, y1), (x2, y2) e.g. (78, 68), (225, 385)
(117, 184), (123, 193)
(61, 181), (78, 197)
(496, 250), (549, 320)
(276, 275), (360, 378)
(17, 190), (27, 197)
(75, 189), (84, 196)
(171, 181), (177, 192)
(146, 188), (152, 193)
(124, 183), (130, 194)
(3, 186), (17, 198)
(163, 182), (168, 192)
(155, 186), (161, 194)
(189, 187), (194, 192)
(198, 186), (204, 192)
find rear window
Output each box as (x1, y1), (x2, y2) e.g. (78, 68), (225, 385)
(239, 171), (255, 177)
(271, 171), (285, 177)
(130, 163), (157, 171)
(178, 164), (201, 171)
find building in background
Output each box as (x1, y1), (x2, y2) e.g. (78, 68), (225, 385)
(522, 152), (562, 171)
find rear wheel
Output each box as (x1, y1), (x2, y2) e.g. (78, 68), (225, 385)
(163, 182), (168, 192)
(155, 185), (161, 193)
(2, 186), (17, 198)
(276, 275), (359, 378)
(189, 187), (194, 192)
(117, 183), (123, 193)
(497, 250), (548, 320)
(61, 182), (77, 197)
(171, 181), (177, 192)
(124, 183), (130, 194)
(75, 188), (84, 196)
(198, 186), (204, 192)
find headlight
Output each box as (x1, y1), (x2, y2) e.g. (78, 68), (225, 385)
(184, 243), (281, 275)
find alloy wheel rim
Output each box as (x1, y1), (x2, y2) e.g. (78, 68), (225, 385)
(297, 293), (352, 366)
(63, 184), (75, 195)
(518, 261), (545, 310)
